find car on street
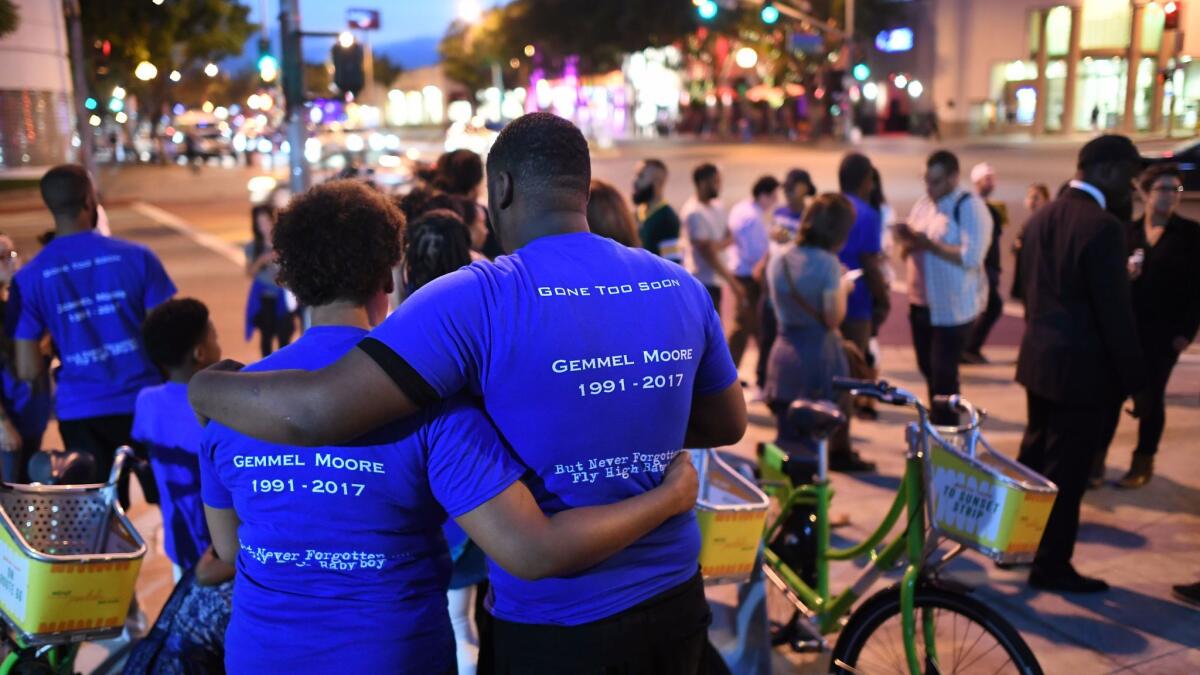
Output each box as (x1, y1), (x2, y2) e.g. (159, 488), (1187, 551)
(1142, 138), (1200, 193)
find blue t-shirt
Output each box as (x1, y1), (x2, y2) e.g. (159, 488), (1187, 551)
(199, 326), (523, 674)
(359, 231), (739, 626)
(6, 232), (176, 419)
(131, 382), (210, 570)
(772, 206), (804, 240)
(838, 194), (883, 321)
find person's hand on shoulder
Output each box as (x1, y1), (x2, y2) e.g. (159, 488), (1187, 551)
(191, 359), (246, 426)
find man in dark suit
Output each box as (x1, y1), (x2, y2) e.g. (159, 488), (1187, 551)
(1015, 135), (1146, 593)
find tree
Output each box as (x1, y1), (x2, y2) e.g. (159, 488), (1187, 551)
(80, 0), (255, 132)
(372, 54), (404, 88)
(440, 0), (698, 91)
(0, 0), (17, 38)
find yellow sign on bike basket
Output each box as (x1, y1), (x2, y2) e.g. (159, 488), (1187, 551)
(0, 480), (146, 644)
(926, 435), (1057, 564)
(691, 449), (769, 585)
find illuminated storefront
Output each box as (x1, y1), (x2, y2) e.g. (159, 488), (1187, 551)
(865, 0), (1200, 136)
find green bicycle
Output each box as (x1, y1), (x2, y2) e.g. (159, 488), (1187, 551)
(758, 378), (1049, 674)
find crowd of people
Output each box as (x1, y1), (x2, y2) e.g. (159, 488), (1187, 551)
(0, 112), (1196, 673)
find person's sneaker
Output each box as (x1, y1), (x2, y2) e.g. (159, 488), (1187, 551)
(1172, 582), (1200, 607)
(960, 351), (989, 365)
(1029, 564), (1109, 593)
(829, 452), (876, 473)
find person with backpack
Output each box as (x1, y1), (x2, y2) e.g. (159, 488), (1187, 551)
(894, 150), (992, 426)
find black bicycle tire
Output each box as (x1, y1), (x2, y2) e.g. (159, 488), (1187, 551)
(830, 585), (1042, 675)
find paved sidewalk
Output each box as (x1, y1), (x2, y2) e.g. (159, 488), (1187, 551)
(712, 338), (1200, 673)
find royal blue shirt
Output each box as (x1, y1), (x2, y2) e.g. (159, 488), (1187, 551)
(131, 382), (210, 570)
(838, 194), (883, 321)
(6, 232), (175, 419)
(200, 326), (523, 674)
(358, 232), (739, 626)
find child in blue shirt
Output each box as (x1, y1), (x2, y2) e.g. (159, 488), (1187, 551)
(133, 298), (222, 574)
(199, 180), (698, 674)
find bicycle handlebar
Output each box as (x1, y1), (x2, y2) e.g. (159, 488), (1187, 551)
(833, 378), (985, 436)
(831, 377), (919, 407)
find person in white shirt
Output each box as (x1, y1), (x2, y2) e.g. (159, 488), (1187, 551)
(894, 150), (991, 426)
(681, 163), (743, 312)
(726, 175), (780, 378)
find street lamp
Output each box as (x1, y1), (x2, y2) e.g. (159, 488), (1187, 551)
(338, 31), (355, 48)
(134, 61), (158, 81)
(457, 0), (482, 23)
(204, 62), (219, 77)
(524, 44), (535, 57)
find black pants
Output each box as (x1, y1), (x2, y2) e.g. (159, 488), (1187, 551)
(1132, 336), (1182, 458)
(756, 296), (777, 390)
(908, 305), (973, 426)
(254, 301), (295, 358)
(0, 433), (43, 483)
(1017, 392), (1121, 571)
(966, 269), (1003, 355)
(727, 276), (761, 370)
(58, 413), (157, 508)
(479, 572), (717, 675)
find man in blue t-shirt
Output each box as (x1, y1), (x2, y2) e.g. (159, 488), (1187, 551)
(198, 180), (700, 674)
(190, 114), (747, 673)
(133, 298), (222, 573)
(9, 165), (175, 504)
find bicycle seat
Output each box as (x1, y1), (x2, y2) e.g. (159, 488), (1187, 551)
(786, 399), (846, 440)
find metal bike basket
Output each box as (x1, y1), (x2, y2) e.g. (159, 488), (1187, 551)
(0, 448), (146, 645)
(923, 430), (1058, 565)
(690, 449), (769, 585)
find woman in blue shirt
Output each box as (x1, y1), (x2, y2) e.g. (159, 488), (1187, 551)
(200, 181), (697, 674)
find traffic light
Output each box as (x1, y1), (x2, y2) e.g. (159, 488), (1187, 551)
(257, 37), (279, 83)
(1164, 1), (1181, 30)
(852, 63), (870, 81)
(761, 0), (780, 25)
(697, 0), (718, 21)
(331, 37), (365, 97)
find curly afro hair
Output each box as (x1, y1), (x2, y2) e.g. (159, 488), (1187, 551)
(274, 180), (404, 307)
(142, 298), (210, 370)
(404, 209), (472, 293)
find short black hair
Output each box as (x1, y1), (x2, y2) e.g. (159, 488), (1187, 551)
(926, 150), (960, 175)
(692, 163), (719, 187)
(486, 113), (590, 200)
(142, 298), (210, 370)
(274, 180), (404, 307)
(40, 164), (92, 219)
(643, 158), (668, 174)
(1139, 163), (1183, 193)
(752, 175), (780, 199)
(405, 209), (472, 292)
(837, 153), (873, 193)
(1078, 134), (1140, 170)
(433, 149), (484, 196)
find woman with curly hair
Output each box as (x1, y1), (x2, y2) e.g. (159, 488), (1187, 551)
(199, 180), (698, 674)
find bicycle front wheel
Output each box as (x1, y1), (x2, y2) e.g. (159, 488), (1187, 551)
(830, 585), (1042, 675)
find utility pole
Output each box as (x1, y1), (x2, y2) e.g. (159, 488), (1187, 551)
(846, 0), (854, 39)
(63, 0), (97, 188)
(280, 0), (309, 194)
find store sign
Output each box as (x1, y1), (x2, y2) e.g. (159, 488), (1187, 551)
(875, 28), (914, 53)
